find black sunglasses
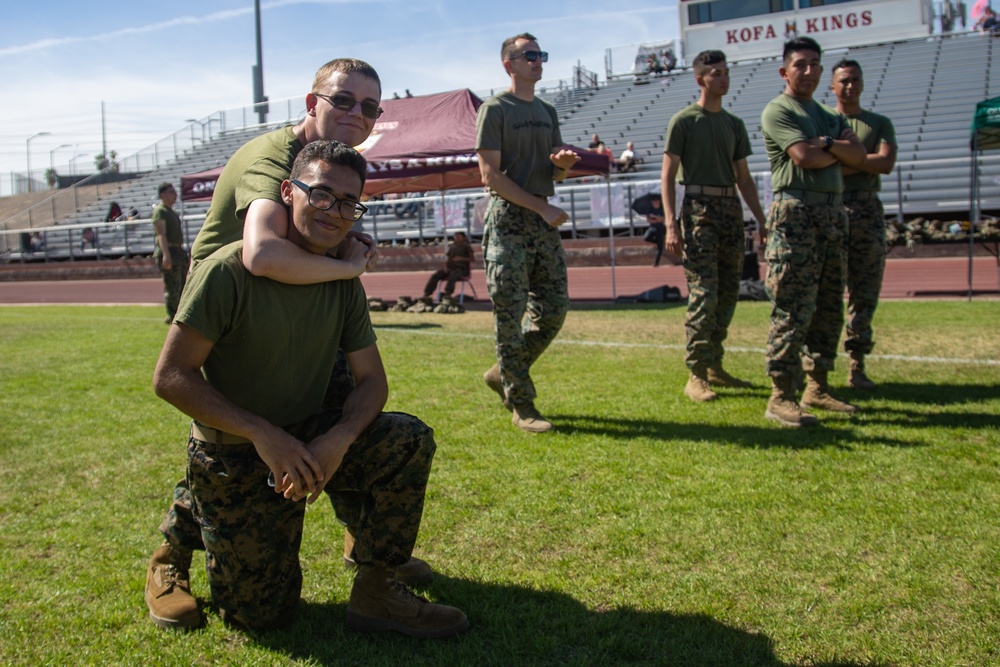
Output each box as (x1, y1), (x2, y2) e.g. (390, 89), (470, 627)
(514, 50), (548, 63)
(291, 179), (368, 221)
(313, 92), (383, 119)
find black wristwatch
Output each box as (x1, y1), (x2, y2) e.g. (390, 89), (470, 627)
(822, 135), (834, 151)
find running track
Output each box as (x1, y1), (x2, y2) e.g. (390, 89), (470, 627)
(0, 256), (997, 305)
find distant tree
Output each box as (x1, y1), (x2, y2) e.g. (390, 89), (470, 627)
(45, 168), (59, 189)
(94, 150), (120, 173)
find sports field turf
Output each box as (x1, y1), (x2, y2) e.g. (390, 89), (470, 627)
(0, 301), (997, 666)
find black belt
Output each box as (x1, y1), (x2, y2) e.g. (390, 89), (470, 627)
(685, 184), (736, 197)
(842, 190), (877, 202)
(775, 189), (842, 206)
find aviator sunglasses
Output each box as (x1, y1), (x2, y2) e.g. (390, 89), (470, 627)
(514, 50), (549, 63)
(313, 92), (383, 119)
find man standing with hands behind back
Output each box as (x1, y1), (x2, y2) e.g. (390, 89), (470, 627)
(760, 37), (866, 427)
(830, 59), (897, 391)
(476, 32), (580, 433)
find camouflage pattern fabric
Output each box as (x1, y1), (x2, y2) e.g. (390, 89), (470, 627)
(764, 198), (847, 378)
(680, 194), (745, 373)
(843, 197), (886, 356)
(159, 410), (435, 632)
(481, 195), (569, 407)
(154, 246), (189, 321)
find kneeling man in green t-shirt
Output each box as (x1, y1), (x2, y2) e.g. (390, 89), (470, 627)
(146, 140), (468, 638)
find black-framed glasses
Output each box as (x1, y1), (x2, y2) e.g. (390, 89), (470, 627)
(313, 92), (383, 119)
(291, 179), (368, 221)
(514, 50), (548, 63)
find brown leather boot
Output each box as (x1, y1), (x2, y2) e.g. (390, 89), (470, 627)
(707, 364), (753, 388)
(848, 354), (877, 390)
(765, 376), (818, 427)
(343, 531), (434, 588)
(346, 564), (469, 638)
(145, 544), (201, 630)
(684, 371), (718, 402)
(802, 369), (858, 413)
(483, 364), (512, 412)
(511, 402), (553, 433)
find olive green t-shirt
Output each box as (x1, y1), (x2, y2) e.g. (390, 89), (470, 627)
(150, 202), (184, 246)
(476, 90), (563, 197)
(761, 94), (850, 194)
(664, 103), (751, 186)
(174, 241), (376, 428)
(190, 125), (302, 261)
(843, 109), (896, 193)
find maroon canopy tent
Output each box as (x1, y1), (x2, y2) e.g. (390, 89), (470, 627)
(357, 88), (609, 196)
(180, 165), (223, 202)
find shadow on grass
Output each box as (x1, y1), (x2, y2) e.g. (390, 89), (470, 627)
(256, 576), (882, 666)
(853, 382), (1000, 407)
(374, 322), (444, 330)
(549, 414), (916, 450)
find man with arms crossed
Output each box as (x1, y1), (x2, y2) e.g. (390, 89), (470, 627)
(661, 49), (767, 403)
(760, 37), (866, 427)
(148, 141), (468, 637)
(146, 59), (430, 632)
(476, 32), (580, 433)
(830, 59), (897, 390)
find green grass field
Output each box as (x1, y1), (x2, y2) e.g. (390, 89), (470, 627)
(1, 301), (998, 666)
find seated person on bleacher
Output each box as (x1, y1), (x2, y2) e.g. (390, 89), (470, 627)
(421, 231), (474, 301)
(617, 141), (637, 173)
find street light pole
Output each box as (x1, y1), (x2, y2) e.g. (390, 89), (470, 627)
(26, 131), (52, 193)
(49, 144), (72, 188)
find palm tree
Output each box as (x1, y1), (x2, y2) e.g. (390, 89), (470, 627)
(45, 168), (59, 189)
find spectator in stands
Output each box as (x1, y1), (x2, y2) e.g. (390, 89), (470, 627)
(974, 6), (998, 34)
(421, 231), (475, 301)
(476, 32), (580, 433)
(760, 37), (866, 427)
(150, 182), (188, 325)
(146, 58), (433, 633)
(664, 49), (677, 73)
(661, 49), (768, 403)
(830, 59), (897, 391)
(147, 140), (468, 637)
(588, 133), (602, 150)
(28, 232), (45, 253)
(595, 141), (614, 164)
(80, 227), (97, 251)
(648, 52), (664, 75)
(617, 141), (637, 173)
(105, 202), (123, 223)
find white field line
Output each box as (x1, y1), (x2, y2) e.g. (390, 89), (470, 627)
(376, 327), (1000, 367)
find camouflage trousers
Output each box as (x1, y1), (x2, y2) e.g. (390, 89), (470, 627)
(843, 197), (887, 357)
(482, 195), (569, 407)
(764, 198), (847, 378)
(680, 194), (745, 372)
(158, 411), (435, 631)
(154, 246), (189, 321)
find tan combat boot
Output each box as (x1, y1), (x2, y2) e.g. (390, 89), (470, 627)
(848, 353), (877, 390)
(483, 364), (512, 412)
(343, 531), (434, 587)
(145, 544), (201, 630)
(707, 364), (753, 388)
(684, 371), (718, 402)
(346, 564), (469, 638)
(765, 376), (818, 427)
(802, 369), (858, 413)
(511, 402), (553, 433)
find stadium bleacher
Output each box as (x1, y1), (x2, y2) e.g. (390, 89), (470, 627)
(4, 30), (998, 262)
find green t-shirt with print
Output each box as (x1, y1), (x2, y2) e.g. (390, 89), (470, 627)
(190, 125), (302, 261)
(664, 103), (752, 186)
(476, 90), (563, 197)
(174, 241), (376, 428)
(843, 109), (896, 193)
(761, 94), (850, 194)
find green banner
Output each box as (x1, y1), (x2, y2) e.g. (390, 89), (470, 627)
(972, 96), (1000, 151)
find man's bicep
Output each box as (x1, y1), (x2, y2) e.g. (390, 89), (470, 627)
(344, 344), (386, 387)
(154, 323), (214, 395)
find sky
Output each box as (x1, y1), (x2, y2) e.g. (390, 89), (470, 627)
(0, 0), (680, 193)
